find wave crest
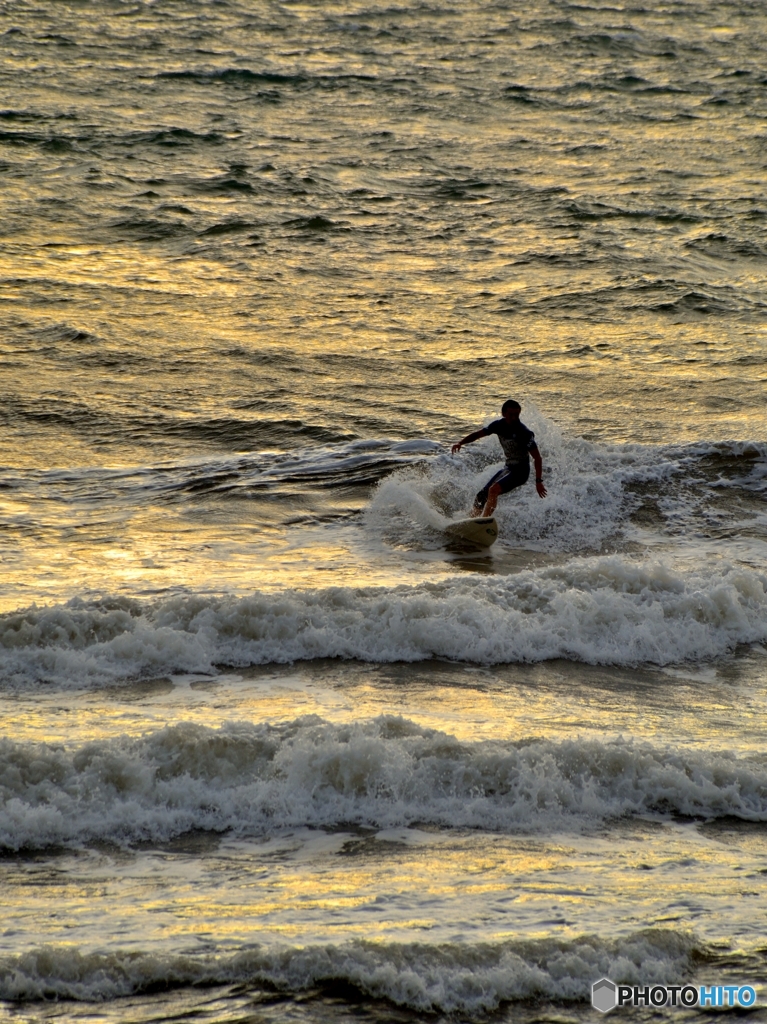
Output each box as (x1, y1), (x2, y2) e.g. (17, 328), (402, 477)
(2, 556), (766, 687)
(2, 718), (766, 850)
(0, 929), (697, 1009)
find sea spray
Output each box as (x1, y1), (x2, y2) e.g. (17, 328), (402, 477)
(0, 930), (698, 1008)
(1, 557), (766, 688)
(2, 718), (766, 850)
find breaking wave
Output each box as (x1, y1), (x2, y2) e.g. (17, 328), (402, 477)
(2, 556), (766, 688)
(366, 428), (767, 554)
(2, 717), (766, 851)
(0, 930), (696, 1009)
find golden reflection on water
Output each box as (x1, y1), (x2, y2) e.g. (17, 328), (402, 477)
(2, 9), (767, 1016)
(1, 825), (759, 951)
(3, 657), (765, 757)
(0, 520), (404, 613)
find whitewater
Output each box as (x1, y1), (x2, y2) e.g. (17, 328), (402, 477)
(3, 555), (767, 687)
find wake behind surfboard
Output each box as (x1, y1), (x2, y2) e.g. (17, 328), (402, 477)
(444, 516), (498, 547)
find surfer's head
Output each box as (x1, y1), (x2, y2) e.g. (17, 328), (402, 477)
(501, 399), (521, 419)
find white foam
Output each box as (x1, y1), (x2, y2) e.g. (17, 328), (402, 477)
(0, 930), (696, 1008)
(1, 555), (766, 687)
(366, 412), (676, 554)
(367, 424), (767, 558)
(1, 718), (766, 851)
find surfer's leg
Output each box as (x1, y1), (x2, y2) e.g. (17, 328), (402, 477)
(480, 465), (530, 517)
(481, 482), (502, 517)
(471, 469), (505, 517)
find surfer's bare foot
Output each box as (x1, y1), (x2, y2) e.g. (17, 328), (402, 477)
(469, 503), (483, 518)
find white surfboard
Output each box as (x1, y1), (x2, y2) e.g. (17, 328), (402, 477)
(445, 516), (498, 547)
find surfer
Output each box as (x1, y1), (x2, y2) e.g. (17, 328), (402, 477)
(451, 400), (547, 517)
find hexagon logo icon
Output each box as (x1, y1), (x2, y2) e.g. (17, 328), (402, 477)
(592, 978), (617, 1013)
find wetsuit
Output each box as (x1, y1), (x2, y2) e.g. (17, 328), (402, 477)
(474, 419), (538, 508)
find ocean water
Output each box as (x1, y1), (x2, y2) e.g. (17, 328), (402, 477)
(1, 1), (767, 1021)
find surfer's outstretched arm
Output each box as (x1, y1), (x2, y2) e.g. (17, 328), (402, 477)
(451, 427), (488, 454)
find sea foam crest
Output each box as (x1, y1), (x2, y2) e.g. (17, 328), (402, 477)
(365, 413), (708, 554)
(0, 930), (697, 1009)
(2, 718), (766, 851)
(367, 427), (767, 554)
(1, 556), (766, 687)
